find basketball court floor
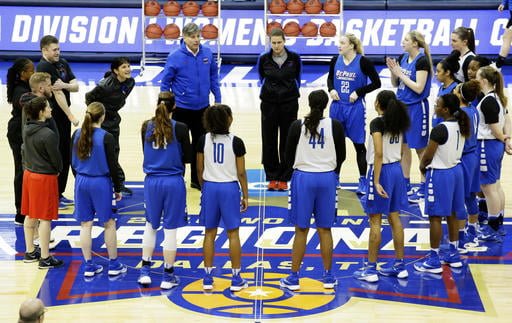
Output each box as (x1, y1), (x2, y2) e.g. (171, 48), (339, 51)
(0, 61), (510, 322)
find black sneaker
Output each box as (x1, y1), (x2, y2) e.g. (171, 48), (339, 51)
(120, 186), (133, 196)
(190, 182), (201, 191)
(38, 256), (64, 269)
(23, 247), (41, 263)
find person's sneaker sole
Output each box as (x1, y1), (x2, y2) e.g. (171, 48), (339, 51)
(280, 279), (300, 291)
(230, 282), (248, 292)
(413, 263), (443, 274)
(203, 283), (213, 290)
(441, 260), (463, 268)
(138, 276), (151, 285)
(355, 274), (379, 283)
(108, 265), (127, 276)
(323, 281), (337, 289)
(160, 281), (179, 289)
(396, 270), (409, 279)
(84, 266), (103, 277)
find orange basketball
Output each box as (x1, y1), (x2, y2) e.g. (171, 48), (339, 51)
(323, 0), (340, 14)
(305, 0), (322, 14)
(182, 1), (200, 16)
(269, 0), (286, 14)
(283, 21), (300, 37)
(145, 23), (163, 39)
(163, 23), (181, 39)
(144, 0), (161, 16)
(163, 1), (180, 16)
(201, 1), (218, 16)
(201, 24), (218, 39)
(301, 21), (318, 37)
(319, 22), (337, 37)
(287, 0), (304, 14)
(267, 21), (283, 36)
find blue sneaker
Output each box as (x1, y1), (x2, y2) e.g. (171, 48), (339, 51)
(353, 265), (379, 282)
(458, 232), (479, 254)
(413, 252), (442, 274)
(203, 273), (214, 290)
(60, 196), (74, 205)
(497, 215), (506, 236)
(84, 260), (103, 277)
(378, 261), (408, 279)
(406, 182), (413, 196)
(280, 272), (300, 291)
(108, 259), (127, 276)
(441, 248), (463, 268)
(230, 274), (248, 292)
(138, 265), (151, 285)
(58, 201), (69, 210)
(408, 186), (424, 204)
(322, 270), (337, 288)
(478, 224), (502, 242)
(356, 177), (367, 195)
(160, 271), (180, 289)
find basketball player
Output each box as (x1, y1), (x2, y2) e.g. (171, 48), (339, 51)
(137, 92), (192, 289)
(6, 58), (34, 225)
(280, 90), (346, 291)
(197, 104), (249, 292)
(475, 66), (511, 241)
(386, 30), (433, 202)
(85, 57), (135, 196)
(71, 102), (126, 278)
(453, 80), (481, 252)
(451, 27), (476, 82)
(22, 97), (63, 269)
(414, 94), (470, 273)
(327, 33), (381, 194)
(432, 51), (460, 127)
(353, 90), (410, 283)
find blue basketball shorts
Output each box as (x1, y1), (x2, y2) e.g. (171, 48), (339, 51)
(404, 100), (428, 149)
(479, 139), (505, 185)
(144, 175), (187, 230)
(74, 174), (115, 224)
(329, 100), (365, 144)
(288, 170), (338, 229)
(425, 165), (467, 220)
(365, 162), (408, 215)
(200, 181), (241, 230)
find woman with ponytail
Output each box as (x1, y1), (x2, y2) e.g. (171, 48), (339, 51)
(451, 26), (476, 82)
(6, 58), (34, 225)
(453, 80), (482, 252)
(353, 90), (410, 283)
(71, 102), (125, 278)
(386, 30), (433, 203)
(138, 92), (192, 290)
(280, 89), (346, 291)
(475, 66), (511, 240)
(432, 51), (461, 127)
(415, 93), (470, 274)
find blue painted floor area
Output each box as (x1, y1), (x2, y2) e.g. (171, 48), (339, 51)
(0, 170), (509, 319)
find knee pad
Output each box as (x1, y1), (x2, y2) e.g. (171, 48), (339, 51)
(162, 229), (177, 251)
(142, 222), (157, 249)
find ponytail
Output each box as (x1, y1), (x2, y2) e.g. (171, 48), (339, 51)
(6, 58), (32, 103)
(409, 30), (433, 76)
(440, 93), (470, 138)
(77, 102), (105, 160)
(479, 66), (508, 107)
(453, 26), (476, 53)
(305, 90), (328, 137)
(376, 90), (410, 136)
(147, 91), (175, 148)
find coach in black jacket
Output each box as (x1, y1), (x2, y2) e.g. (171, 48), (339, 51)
(257, 28), (302, 191)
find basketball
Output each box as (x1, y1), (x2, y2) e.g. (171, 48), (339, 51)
(163, 1), (180, 16)
(287, 0), (304, 14)
(201, 1), (218, 16)
(283, 21), (300, 37)
(305, 0), (322, 14)
(323, 0), (340, 14)
(145, 23), (163, 39)
(144, 0), (161, 16)
(320, 22), (337, 37)
(267, 21), (283, 36)
(269, 0), (286, 14)
(163, 23), (181, 39)
(182, 1), (200, 16)
(301, 22), (318, 37)
(201, 24), (218, 39)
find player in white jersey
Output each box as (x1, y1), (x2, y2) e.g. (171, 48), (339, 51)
(353, 90), (410, 283)
(415, 94), (471, 274)
(197, 104), (249, 292)
(280, 90), (346, 291)
(451, 27), (476, 83)
(475, 66), (512, 240)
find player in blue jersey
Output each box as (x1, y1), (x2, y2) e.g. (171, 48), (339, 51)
(387, 30), (433, 202)
(280, 90), (346, 291)
(451, 27), (476, 83)
(414, 94), (470, 274)
(353, 90), (410, 283)
(327, 33), (381, 194)
(496, 1), (512, 68)
(453, 80), (482, 252)
(475, 66), (512, 241)
(432, 51), (460, 128)
(71, 102), (126, 277)
(197, 104), (249, 292)
(137, 91), (192, 289)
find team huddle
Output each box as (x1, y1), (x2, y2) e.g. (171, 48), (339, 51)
(5, 20), (511, 293)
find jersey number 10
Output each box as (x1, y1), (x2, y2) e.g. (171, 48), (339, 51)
(213, 142), (225, 164)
